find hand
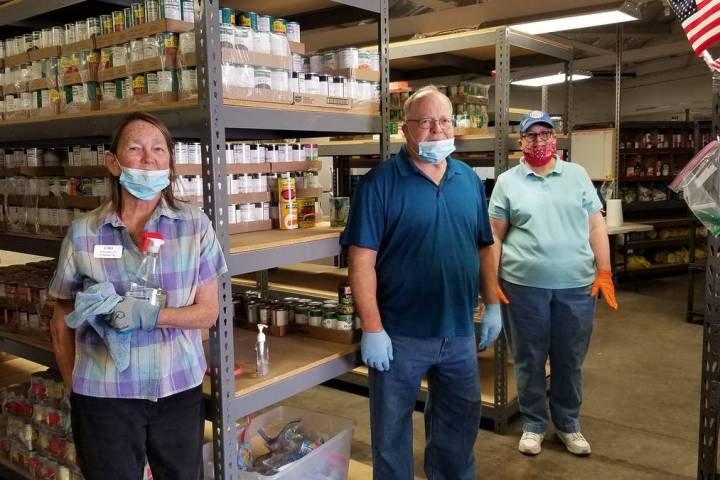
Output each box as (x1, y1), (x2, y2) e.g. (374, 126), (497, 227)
(497, 285), (510, 304)
(361, 330), (393, 372)
(478, 304), (502, 351)
(108, 296), (160, 334)
(591, 270), (618, 311)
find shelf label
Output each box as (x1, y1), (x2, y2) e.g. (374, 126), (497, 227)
(94, 245), (123, 259)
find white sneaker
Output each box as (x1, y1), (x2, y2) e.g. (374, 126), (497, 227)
(556, 431), (592, 456)
(518, 432), (544, 455)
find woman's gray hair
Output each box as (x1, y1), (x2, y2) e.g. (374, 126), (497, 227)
(403, 85), (453, 120)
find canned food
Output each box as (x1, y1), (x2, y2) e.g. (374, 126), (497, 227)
(182, 0), (194, 23)
(112, 11), (125, 32)
(145, 0), (160, 22)
(123, 7), (134, 28)
(87, 17), (101, 37)
(99, 48), (112, 69)
(157, 70), (177, 93)
(286, 22), (301, 43)
(254, 67), (271, 90)
(272, 18), (287, 34)
(75, 20), (88, 41)
(308, 304), (323, 327)
(143, 36), (159, 58)
(257, 14), (273, 32)
(270, 32), (287, 57)
(338, 47), (359, 69)
(235, 26), (253, 51)
(322, 309), (337, 329)
(297, 198), (316, 228)
(180, 68), (197, 92)
(99, 15), (113, 35)
(336, 314), (353, 330)
(274, 308), (288, 327)
(132, 73), (147, 96)
(220, 7), (235, 25)
(52, 26), (65, 46)
(163, 0), (182, 20)
(132, 3), (146, 25)
(254, 31), (271, 54)
(270, 68), (288, 92)
(64, 23), (76, 44)
(322, 51), (337, 73)
(294, 305), (309, 325)
(240, 11), (257, 30)
(309, 54), (323, 74)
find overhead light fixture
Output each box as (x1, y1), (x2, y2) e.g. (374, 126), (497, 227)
(511, 72), (593, 87)
(511, 1), (641, 35)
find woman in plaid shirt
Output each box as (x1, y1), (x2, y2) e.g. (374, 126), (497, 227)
(49, 112), (227, 480)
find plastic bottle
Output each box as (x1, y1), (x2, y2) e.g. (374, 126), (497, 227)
(127, 231), (167, 308)
(256, 324), (269, 377)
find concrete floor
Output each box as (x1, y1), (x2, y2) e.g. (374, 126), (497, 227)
(281, 275), (703, 479)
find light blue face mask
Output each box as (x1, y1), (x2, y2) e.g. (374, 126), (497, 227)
(119, 166), (170, 201)
(417, 138), (456, 164)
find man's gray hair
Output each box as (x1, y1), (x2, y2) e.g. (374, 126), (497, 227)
(402, 85), (453, 121)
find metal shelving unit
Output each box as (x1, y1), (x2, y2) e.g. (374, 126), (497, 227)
(324, 26), (573, 433)
(697, 71), (720, 480)
(0, 1), (389, 478)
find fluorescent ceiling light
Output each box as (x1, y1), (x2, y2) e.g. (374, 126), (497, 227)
(511, 73), (592, 87)
(511, 2), (640, 35)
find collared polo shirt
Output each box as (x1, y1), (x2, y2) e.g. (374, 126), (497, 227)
(489, 158), (602, 289)
(341, 146), (494, 338)
(49, 199), (228, 400)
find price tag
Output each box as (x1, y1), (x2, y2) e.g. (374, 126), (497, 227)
(93, 245), (123, 259)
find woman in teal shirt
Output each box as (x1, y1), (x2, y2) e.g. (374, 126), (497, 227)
(489, 111), (617, 458)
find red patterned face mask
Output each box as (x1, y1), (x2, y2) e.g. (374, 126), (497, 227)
(522, 142), (557, 167)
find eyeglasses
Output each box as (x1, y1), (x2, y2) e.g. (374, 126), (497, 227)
(406, 117), (455, 130)
(521, 130), (555, 143)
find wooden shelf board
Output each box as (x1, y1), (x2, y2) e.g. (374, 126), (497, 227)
(202, 327), (358, 398)
(0, 331), (53, 353)
(228, 226), (342, 255)
(224, 98), (380, 117)
(0, 99), (198, 127)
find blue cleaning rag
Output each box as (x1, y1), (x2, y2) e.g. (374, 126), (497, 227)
(64, 282), (131, 371)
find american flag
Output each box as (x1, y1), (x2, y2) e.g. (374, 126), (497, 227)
(669, 0), (720, 57)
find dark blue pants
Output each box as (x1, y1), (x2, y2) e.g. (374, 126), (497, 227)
(500, 279), (596, 434)
(369, 334), (481, 480)
(70, 385), (204, 480)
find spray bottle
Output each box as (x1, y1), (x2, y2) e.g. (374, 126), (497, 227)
(127, 232), (167, 308)
(256, 324), (269, 377)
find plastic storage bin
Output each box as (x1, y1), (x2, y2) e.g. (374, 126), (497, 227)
(203, 405), (355, 480)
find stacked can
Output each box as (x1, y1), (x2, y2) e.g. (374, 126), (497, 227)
(277, 174), (298, 230)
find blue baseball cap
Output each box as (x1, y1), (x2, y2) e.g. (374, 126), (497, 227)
(519, 110), (555, 133)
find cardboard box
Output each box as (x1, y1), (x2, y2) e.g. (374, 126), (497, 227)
(28, 105), (59, 118)
(28, 46), (62, 62)
(95, 30), (128, 49)
(454, 127), (490, 137)
(179, 89), (197, 101)
(28, 78), (57, 91)
(270, 161), (322, 173)
(3, 52), (29, 67)
(226, 163), (271, 175)
(98, 65), (128, 82)
(227, 192), (272, 204)
(128, 54), (177, 75)
(59, 70), (99, 86)
(179, 52), (196, 68)
(224, 87), (292, 106)
(333, 68), (380, 82)
(2, 83), (27, 95)
(126, 19), (193, 40)
(296, 187), (323, 198)
(229, 219), (273, 234)
(221, 48), (291, 70)
(59, 100), (101, 114)
(132, 91), (178, 106)
(306, 325), (360, 344)
(61, 38), (96, 56)
(293, 93), (351, 110)
(289, 42), (305, 55)
(174, 164), (201, 176)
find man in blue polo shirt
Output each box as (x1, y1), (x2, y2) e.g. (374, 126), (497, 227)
(341, 85), (501, 480)
(490, 111), (617, 458)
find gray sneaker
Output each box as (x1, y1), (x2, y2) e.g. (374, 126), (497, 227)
(518, 431), (544, 455)
(556, 431), (592, 456)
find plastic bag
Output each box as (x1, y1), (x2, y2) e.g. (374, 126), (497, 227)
(670, 140), (720, 236)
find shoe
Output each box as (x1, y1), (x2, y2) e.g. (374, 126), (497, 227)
(556, 431), (592, 456)
(518, 432), (544, 455)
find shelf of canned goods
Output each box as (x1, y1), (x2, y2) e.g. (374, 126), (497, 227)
(0, 1), (389, 479)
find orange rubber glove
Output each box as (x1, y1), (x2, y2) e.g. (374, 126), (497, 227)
(591, 270), (618, 311)
(496, 285), (510, 305)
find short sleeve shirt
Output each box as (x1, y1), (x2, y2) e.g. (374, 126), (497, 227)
(341, 146), (494, 338)
(489, 159), (602, 289)
(49, 199), (228, 400)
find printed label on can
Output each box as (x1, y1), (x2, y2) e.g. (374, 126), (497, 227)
(164, 0), (182, 20)
(132, 74), (147, 95)
(145, 0), (160, 21)
(182, 0), (194, 23)
(257, 14), (272, 32)
(146, 72), (159, 94)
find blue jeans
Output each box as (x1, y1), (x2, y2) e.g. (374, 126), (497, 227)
(368, 334), (480, 480)
(500, 280), (596, 435)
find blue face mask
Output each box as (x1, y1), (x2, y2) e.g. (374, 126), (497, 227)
(119, 166), (170, 201)
(417, 138), (456, 164)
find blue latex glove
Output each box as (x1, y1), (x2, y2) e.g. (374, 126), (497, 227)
(478, 304), (502, 351)
(108, 296), (161, 334)
(361, 330), (394, 372)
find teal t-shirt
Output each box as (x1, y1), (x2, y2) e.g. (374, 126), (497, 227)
(489, 159), (602, 289)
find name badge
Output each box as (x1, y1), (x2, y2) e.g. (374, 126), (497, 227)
(93, 245), (123, 259)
